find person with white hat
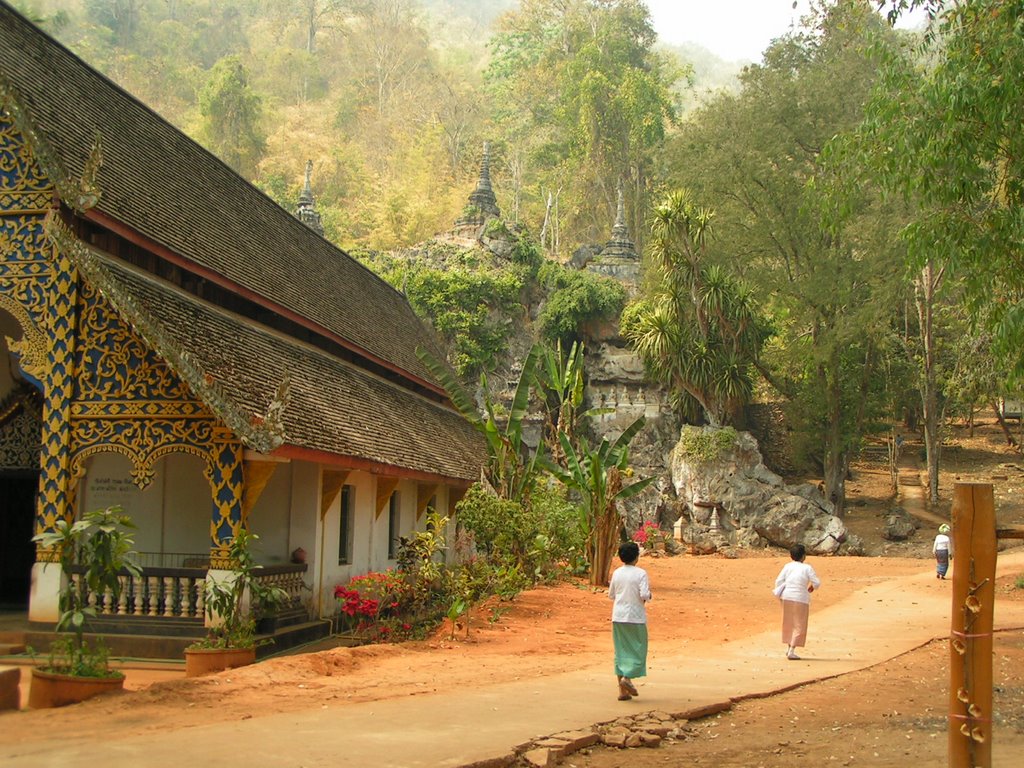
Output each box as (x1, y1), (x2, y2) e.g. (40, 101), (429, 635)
(933, 523), (953, 579)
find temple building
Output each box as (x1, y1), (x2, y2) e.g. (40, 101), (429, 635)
(0, 4), (482, 652)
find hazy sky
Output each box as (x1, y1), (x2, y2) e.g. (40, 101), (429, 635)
(644, 0), (924, 62)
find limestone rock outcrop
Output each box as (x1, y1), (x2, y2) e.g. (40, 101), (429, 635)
(670, 426), (848, 555)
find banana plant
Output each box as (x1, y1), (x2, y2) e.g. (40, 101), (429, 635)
(418, 343), (543, 503)
(542, 416), (654, 587)
(536, 340), (612, 469)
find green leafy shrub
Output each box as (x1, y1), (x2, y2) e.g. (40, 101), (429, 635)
(482, 218), (511, 239)
(361, 253), (524, 378)
(191, 530), (288, 650)
(455, 485), (540, 560)
(530, 483), (587, 576)
(510, 232), (543, 272)
(31, 506), (142, 678)
(675, 426), (738, 466)
(537, 262), (626, 346)
(396, 509), (450, 608)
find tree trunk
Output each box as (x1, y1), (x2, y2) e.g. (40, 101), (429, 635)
(589, 508), (620, 588)
(991, 400), (1019, 448)
(915, 261), (942, 503)
(887, 430), (901, 496)
(590, 471), (623, 588)
(540, 191), (553, 253)
(823, 367), (847, 518)
(823, 448), (848, 519)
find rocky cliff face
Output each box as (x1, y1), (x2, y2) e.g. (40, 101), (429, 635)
(670, 426), (849, 555)
(391, 163), (834, 555)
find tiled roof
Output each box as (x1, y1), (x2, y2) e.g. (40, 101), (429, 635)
(83, 250), (483, 482)
(0, 3), (443, 387)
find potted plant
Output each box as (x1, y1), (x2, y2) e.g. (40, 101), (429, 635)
(254, 577), (295, 634)
(184, 529), (287, 677)
(28, 506), (142, 708)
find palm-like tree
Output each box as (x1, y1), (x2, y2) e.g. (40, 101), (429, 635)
(625, 190), (765, 425)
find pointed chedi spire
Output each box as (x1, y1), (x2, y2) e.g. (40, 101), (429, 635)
(467, 141), (500, 219)
(600, 181), (637, 260)
(295, 159), (324, 236)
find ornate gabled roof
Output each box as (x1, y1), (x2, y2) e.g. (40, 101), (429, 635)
(0, 3), (443, 390)
(75, 245), (483, 482)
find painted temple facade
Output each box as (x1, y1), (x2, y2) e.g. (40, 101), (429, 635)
(0, 4), (482, 645)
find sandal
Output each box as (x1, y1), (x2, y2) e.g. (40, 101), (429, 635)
(622, 678), (639, 697)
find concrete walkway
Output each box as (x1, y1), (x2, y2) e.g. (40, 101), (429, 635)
(4, 550), (1024, 768)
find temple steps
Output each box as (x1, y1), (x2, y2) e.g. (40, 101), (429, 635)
(18, 615), (332, 661)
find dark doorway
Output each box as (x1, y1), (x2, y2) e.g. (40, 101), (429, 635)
(0, 472), (37, 608)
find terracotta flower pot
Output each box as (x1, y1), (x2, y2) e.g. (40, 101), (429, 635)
(184, 646), (256, 677)
(28, 668), (125, 709)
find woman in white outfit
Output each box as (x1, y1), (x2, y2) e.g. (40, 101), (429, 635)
(773, 543), (821, 660)
(933, 523), (953, 579)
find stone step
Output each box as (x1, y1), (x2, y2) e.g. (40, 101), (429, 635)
(21, 618), (332, 661)
(0, 665), (19, 711)
(258, 619), (333, 659)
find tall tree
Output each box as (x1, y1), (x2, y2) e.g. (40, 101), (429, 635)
(84, 0), (141, 46)
(486, 0), (679, 250)
(664, 0), (906, 516)
(197, 54), (266, 178)
(343, 0), (432, 120)
(867, 0), (1024, 379)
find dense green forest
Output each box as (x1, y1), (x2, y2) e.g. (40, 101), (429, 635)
(11, 0), (1024, 513)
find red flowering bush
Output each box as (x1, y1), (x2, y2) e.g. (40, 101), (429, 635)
(632, 520), (662, 545)
(333, 585), (379, 622)
(334, 570), (415, 641)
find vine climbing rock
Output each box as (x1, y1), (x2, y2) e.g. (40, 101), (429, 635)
(671, 426), (848, 555)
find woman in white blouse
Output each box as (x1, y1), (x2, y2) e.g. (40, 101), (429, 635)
(608, 541), (652, 700)
(773, 543), (821, 660)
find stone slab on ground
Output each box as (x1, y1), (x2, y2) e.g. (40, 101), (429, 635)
(0, 664), (20, 711)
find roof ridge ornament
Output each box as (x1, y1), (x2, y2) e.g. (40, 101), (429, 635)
(1, 76), (102, 212)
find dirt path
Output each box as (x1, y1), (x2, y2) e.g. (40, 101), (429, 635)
(898, 451), (947, 528)
(3, 551), (1024, 767)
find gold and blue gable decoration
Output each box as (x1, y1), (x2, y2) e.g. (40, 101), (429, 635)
(1, 93), (266, 566)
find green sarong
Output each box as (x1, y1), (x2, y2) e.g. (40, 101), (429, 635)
(612, 622), (648, 678)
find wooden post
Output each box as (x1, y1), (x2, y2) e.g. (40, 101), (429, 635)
(948, 483), (996, 768)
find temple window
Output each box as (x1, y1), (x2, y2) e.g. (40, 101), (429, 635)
(338, 484), (354, 565)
